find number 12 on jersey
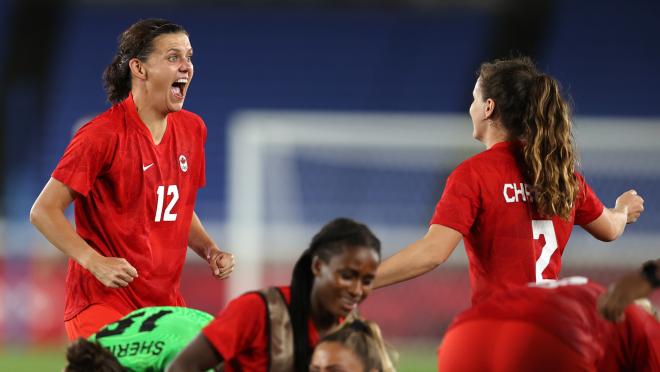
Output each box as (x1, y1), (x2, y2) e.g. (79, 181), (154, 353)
(155, 185), (179, 222)
(532, 220), (558, 283)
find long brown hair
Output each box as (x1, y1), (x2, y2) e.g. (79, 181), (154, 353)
(478, 57), (578, 219)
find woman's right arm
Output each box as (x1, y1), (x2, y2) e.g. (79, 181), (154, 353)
(374, 224), (462, 289)
(30, 177), (137, 287)
(166, 334), (223, 372)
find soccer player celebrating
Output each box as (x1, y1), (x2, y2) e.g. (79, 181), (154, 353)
(167, 218), (381, 372)
(374, 56), (644, 305)
(65, 306), (213, 372)
(29, 19), (234, 340)
(599, 258), (660, 321)
(437, 277), (659, 371)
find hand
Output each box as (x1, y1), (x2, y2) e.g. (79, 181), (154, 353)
(207, 248), (235, 280)
(615, 189), (644, 224)
(86, 254), (138, 288)
(597, 272), (653, 322)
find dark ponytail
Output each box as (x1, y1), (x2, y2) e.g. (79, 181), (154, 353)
(289, 218), (381, 372)
(103, 18), (187, 103)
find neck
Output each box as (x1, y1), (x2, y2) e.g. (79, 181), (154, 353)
(132, 89), (168, 144)
(310, 290), (339, 336)
(483, 122), (511, 149)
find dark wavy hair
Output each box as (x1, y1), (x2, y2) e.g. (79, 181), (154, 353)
(64, 338), (125, 372)
(103, 18), (187, 103)
(478, 56), (578, 219)
(289, 218), (381, 372)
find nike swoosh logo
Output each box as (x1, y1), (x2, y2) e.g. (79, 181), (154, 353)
(142, 163), (154, 171)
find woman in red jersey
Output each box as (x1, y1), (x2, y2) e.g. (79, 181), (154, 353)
(599, 258), (660, 321)
(437, 277), (659, 372)
(374, 57), (645, 305)
(29, 19), (234, 340)
(167, 218), (381, 372)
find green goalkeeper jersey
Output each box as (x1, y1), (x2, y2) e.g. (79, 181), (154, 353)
(89, 306), (213, 372)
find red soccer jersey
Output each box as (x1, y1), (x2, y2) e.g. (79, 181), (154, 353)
(202, 286), (320, 371)
(431, 141), (604, 304)
(450, 279), (659, 370)
(53, 94), (206, 321)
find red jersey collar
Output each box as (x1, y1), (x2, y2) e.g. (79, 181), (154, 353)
(489, 140), (523, 151)
(123, 92), (171, 145)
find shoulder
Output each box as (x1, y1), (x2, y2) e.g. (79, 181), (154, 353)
(222, 291), (269, 315)
(448, 155), (482, 180)
(153, 306), (214, 322)
(73, 106), (125, 141)
(172, 109), (207, 139)
(174, 110), (205, 128)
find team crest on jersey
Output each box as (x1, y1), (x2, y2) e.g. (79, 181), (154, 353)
(179, 154), (188, 172)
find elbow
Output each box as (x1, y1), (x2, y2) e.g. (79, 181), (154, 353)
(598, 234), (617, 243)
(598, 230), (621, 242)
(29, 203), (42, 226)
(433, 252), (450, 267)
(596, 224), (623, 242)
(426, 248), (450, 270)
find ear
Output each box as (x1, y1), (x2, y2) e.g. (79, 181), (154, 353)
(311, 256), (323, 277)
(484, 98), (496, 120)
(128, 58), (147, 80)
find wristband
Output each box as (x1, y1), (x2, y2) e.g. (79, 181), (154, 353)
(641, 260), (660, 289)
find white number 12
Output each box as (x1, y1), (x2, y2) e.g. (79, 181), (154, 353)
(155, 185), (179, 222)
(532, 220), (558, 282)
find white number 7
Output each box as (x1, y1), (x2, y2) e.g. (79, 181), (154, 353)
(155, 185), (179, 222)
(532, 220), (558, 282)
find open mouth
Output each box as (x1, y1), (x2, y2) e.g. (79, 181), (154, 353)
(171, 78), (188, 100)
(340, 298), (358, 312)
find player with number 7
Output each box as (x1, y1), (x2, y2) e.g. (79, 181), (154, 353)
(374, 57), (644, 306)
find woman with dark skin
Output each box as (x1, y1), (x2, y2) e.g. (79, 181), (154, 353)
(167, 218), (381, 372)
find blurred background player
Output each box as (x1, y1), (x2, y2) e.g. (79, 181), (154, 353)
(166, 218), (381, 372)
(437, 277), (659, 372)
(310, 318), (397, 372)
(599, 258), (660, 322)
(64, 306), (213, 372)
(29, 19), (235, 340)
(374, 56), (645, 305)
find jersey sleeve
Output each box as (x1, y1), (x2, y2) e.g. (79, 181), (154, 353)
(52, 121), (117, 197)
(201, 292), (266, 362)
(430, 162), (481, 235)
(574, 173), (605, 226)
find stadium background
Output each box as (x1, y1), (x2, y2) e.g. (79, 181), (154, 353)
(1, 0), (659, 370)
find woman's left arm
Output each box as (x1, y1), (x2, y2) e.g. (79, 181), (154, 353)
(188, 211), (235, 279)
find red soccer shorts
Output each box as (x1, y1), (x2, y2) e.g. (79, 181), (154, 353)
(64, 304), (124, 341)
(437, 319), (595, 372)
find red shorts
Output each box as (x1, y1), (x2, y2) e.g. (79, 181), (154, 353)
(64, 304), (124, 341)
(437, 319), (595, 372)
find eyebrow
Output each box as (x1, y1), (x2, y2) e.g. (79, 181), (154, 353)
(165, 47), (193, 54)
